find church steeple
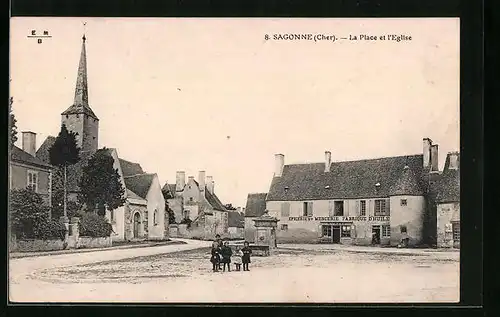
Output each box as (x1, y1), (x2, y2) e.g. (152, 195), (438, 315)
(61, 32), (99, 155)
(74, 34), (88, 107)
(61, 33), (97, 119)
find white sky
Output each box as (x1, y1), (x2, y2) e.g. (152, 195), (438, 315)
(10, 18), (460, 207)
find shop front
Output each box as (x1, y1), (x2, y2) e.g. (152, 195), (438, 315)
(319, 222), (353, 244)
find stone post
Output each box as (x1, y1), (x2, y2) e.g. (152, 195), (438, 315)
(60, 216), (70, 249)
(253, 210), (279, 255)
(70, 217), (80, 239)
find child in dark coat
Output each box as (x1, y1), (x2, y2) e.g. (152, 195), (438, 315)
(220, 241), (233, 272)
(241, 241), (252, 271)
(210, 241), (221, 272)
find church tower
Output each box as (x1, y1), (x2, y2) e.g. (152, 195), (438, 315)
(61, 34), (99, 156)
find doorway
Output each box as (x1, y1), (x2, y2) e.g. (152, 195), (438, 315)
(332, 225), (341, 243)
(372, 225), (381, 245)
(133, 212), (141, 238)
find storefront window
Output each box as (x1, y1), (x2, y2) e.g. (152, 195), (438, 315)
(452, 222), (460, 242)
(341, 225), (351, 237)
(322, 225), (332, 237)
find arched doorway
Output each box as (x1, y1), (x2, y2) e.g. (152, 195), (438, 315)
(133, 212), (141, 238)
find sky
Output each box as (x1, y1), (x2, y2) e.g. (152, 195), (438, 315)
(10, 18), (460, 207)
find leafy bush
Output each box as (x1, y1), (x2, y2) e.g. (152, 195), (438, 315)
(33, 218), (67, 241)
(180, 217), (192, 228)
(9, 188), (65, 240)
(79, 212), (113, 237)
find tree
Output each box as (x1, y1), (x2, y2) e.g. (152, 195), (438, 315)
(224, 203), (237, 210)
(78, 148), (126, 216)
(51, 167), (84, 218)
(49, 124), (80, 219)
(9, 97), (17, 149)
(161, 188), (176, 224)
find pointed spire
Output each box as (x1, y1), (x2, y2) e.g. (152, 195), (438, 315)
(74, 34), (88, 106)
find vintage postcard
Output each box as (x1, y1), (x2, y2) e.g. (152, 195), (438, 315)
(9, 17), (460, 303)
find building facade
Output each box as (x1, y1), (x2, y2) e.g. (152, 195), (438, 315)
(434, 152), (460, 248)
(163, 171), (229, 239)
(35, 34), (168, 241)
(261, 138), (459, 247)
(244, 193), (267, 242)
(9, 132), (53, 208)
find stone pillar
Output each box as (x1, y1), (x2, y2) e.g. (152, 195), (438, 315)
(70, 217), (80, 239)
(60, 216), (70, 249)
(253, 210), (279, 255)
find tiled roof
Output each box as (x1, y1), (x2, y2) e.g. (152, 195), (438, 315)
(389, 165), (424, 196)
(119, 158), (145, 177)
(35, 136), (56, 164)
(161, 183), (176, 196)
(10, 146), (53, 170)
(433, 153), (460, 204)
(244, 193), (267, 217)
(204, 189), (228, 212)
(126, 188), (147, 202)
(266, 154), (427, 201)
(124, 173), (155, 199)
(228, 211), (244, 228)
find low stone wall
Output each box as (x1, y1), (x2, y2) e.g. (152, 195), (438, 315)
(77, 236), (112, 249)
(10, 238), (66, 252)
(169, 224), (179, 238)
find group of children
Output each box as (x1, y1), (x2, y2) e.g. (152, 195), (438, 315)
(210, 234), (252, 272)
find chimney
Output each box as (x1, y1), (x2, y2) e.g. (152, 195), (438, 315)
(448, 152), (460, 170)
(198, 171), (206, 192)
(175, 171), (186, 191)
(423, 138), (432, 169)
(22, 131), (37, 156)
(206, 176), (214, 194)
(325, 151), (332, 172)
(274, 153), (285, 177)
(430, 144), (439, 171)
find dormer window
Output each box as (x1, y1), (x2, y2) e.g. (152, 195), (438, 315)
(325, 185), (330, 189)
(284, 186), (289, 191)
(76, 114), (79, 118)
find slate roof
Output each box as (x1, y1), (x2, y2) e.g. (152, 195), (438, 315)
(245, 193), (267, 217)
(126, 188), (147, 202)
(266, 154), (427, 201)
(228, 211), (244, 228)
(10, 146), (53, 170)
(204, 189), (228, 212)
(433, 153), (460, 204)
(389, 165), (425, 196)
(119, 158), (145, 177)
(124, 173), (155, 199)
(161, 183), (176, 197)
(35, 136), (56, 164)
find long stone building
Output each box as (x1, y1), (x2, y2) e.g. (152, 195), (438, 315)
(246, 138), (460, 247)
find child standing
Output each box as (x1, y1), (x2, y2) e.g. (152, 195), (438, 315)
(234, 246), (243, 271)
(220, 241), (233, 272)
(241, 241), (252, 271)
(210, 241), (221, 272)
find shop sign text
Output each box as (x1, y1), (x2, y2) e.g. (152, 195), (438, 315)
(288, 216), (390, 222)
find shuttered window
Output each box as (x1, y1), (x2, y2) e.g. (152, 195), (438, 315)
(281, 202), (290, 217)
(303, 202), (313, 216)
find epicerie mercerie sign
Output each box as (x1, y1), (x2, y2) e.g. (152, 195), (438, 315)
(288, 216), (390, 222)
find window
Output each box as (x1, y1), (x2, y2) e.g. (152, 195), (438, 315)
(341, 225), (351, 237)
(183, 210), (190, 219)
(303, 202), (313, 217)
(374, 199), (388, 216)
(452, 222), (460, 242)
(281, 202), (290, 217)
(334, 201), (344, 216)
(110, 210), (115, 223)
(360, 200), (366, 216)
(322, 225), (332, 237)
(400, 225), (407, 234)
(153, 209), (158, 225)
(189, 197), (193, 202)
(27, 170), (38, 192)
(400, 199), (408, 206)
(66, 115), (69, 119)
(382, 225), (391, 237)
(281, 224), (288, 231)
